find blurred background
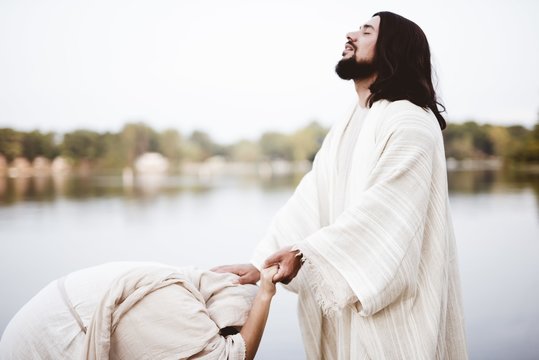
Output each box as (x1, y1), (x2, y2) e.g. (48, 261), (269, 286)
(1, 0), (538, 359)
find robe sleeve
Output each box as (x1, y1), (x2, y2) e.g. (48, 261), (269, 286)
(296, 117), (437, 317)
(190, 333), (247, 360)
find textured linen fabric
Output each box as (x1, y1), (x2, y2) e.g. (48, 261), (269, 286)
(251, 100), (468, 360)
(0, 262), (257, 360)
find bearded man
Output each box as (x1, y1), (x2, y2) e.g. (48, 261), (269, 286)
(214, 11), (468, 359)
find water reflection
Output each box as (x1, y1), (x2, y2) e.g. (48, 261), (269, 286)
(0, 173), (214, 204)
(447, 167), (539, 195)
(1, 168), (538, 205)
(0, 168), (538, 359)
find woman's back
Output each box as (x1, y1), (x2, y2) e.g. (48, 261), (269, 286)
(0, 262), (258, 360)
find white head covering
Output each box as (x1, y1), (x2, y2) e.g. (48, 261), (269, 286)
(82, 266), (258, 360)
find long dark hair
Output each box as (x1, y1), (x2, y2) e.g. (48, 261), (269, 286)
(368, 11), (446, 130)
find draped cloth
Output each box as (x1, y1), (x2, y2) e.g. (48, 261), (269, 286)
(251, 100), (469, 360)
(83, 266), (256, 360)
(0, 262), (257, 360)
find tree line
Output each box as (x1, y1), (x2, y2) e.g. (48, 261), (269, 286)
(0, 122), (328, 169)
(0, 120), (538, 169)
(443, 121), (539, 163)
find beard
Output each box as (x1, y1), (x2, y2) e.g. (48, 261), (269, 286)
(335, 56), (376, 80)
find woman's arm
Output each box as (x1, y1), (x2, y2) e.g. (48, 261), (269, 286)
(239, 265), (278, 360)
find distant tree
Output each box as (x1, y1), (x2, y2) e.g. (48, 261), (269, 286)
(533, 123), (539, 138)
(62, 130), (106, 162)
(509, 123), (539, 163)
(446, 134), (475, 160)
(2, 117), (537, 170)
(21, 131), (59, 160)
(443, 120), (538, 163)
(183, 130), (222, 161)
(526, 123), (539, 162)
(228, 140), (263, 162)
(506, 125), (529, 140)
(444, 121), (494, 159)
(488, 126), (512, 158)
(289, 121), (327, 161)
(159, 129), (184, 166)
(462, 121), (494, 157)
(443, 124), (474, 159)
(259, 132), (293, 161)
(120, 123), (160, 165)
(0, 128), (22, 161)
(98, 132), (125, 169)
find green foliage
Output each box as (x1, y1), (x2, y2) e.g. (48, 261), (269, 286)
(120, 123), (161, 165)
(98, 132), (125, 169)
(180, 130), (223, 162)
(442, 120), (539, 163)
(62, 130), (106, 162)
(0, 128), (23, 161)
(1, 118), (537, 170)
(159, 129), (183, 162)
(0, 129), (60, 161)
(443, 121), (495, 159)
(507, 123), (539, 162)
(487, 126), (512, 158)
(228, 140), (263, 162)
(259, 132), (294, 160)
(289, 121), (327, 162)
(257, 121), (328, 162)
(186, 130), (221, 161)
(21, 131), (59, 160)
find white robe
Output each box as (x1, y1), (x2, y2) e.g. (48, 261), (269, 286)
(251, 100), (468, 360)
(0, 262), (257, 360)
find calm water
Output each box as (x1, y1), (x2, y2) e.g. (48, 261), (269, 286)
(0, 169), (538, 359)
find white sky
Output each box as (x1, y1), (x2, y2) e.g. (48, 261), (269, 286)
(0, 0), (538, 143)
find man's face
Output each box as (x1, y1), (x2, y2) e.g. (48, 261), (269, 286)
(342, 16), (380, 62)
(335, 15), (380, 80)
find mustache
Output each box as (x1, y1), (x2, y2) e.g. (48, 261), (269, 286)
(345, 41), (356, 51)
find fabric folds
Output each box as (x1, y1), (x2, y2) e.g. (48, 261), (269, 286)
(251, 100), (468, 360)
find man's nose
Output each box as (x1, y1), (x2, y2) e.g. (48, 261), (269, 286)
(346, 31), (358, 42)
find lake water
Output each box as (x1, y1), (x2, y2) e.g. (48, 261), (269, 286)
(0, 169), (538, 359)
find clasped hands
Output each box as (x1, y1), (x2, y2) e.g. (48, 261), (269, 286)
(211, 245), (304, 285)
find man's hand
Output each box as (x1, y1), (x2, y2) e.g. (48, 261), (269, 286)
(211, 263), (261, 285)
(263, 246), (303, 285)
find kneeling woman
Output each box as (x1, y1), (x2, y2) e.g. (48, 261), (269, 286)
(0, 262), (278, 360)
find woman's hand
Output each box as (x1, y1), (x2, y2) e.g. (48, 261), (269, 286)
(211, 263), (260, 285)
(259, 265), (279, 297)
(240, 266), (278, 360)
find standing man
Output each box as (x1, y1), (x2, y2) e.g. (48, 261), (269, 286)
(214, 11), (468, 359)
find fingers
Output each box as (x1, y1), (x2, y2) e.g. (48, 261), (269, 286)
(266, 265), (279, 277)
(263, 258), (278, 269)
(272, 260), (300, 284)
(211, 264), (248, 275)
(235, 274), (252, 285)
(211, 264), (264, 285)
(211, 265), (233, 273)
(263, 246), (294, 268)
(263, 253), (285, 269)
(260, 265), (278, 282)
(235, 269), (261, 285)
(272, 265), (288, 283)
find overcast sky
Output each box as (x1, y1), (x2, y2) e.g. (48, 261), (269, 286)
(1, 0), (538, 143)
